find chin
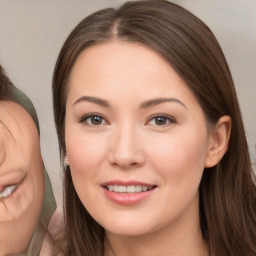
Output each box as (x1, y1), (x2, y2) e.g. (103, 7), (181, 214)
(101, 219), (156, 237)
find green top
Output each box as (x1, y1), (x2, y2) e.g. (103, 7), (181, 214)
(11, 86), (57, 256)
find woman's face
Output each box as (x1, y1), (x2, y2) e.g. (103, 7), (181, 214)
(0, 101), (44, 254)
(65, 42), (214, 238)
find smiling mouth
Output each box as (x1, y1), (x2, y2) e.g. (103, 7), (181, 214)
(0, 184), (18, 199)
(0, 175), (26, 199)
(104, 185), (156, 193)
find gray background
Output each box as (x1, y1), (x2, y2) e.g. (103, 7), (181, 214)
(0, 0), (255, 204)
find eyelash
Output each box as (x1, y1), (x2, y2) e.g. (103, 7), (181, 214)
(79, 113), (176, 127)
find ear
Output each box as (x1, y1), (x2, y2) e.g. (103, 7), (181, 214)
(205, 115), (232, 168)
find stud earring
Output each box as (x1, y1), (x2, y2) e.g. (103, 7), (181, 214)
(64, 156), (69, 167)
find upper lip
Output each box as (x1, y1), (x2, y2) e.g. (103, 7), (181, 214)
(102, 180), (156, 187)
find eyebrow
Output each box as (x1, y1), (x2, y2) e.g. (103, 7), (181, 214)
(73, 96), (186, 109)
(73, 96), (110, 107)
(140, 98), (187, 109)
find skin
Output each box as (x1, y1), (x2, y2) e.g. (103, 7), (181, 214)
(65, 41), (231, 256)
(0, 101), (44, 255)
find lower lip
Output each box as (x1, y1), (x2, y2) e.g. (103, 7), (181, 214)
(102, 187), (156, 206)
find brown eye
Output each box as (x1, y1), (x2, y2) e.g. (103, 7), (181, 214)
(80, 114), (108, 126)
(147, 114), (175, 126)
(155, 117), (168, 125)
(90, 116), (103, 125)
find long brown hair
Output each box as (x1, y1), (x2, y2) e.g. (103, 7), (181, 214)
(52, 1), (256, 255)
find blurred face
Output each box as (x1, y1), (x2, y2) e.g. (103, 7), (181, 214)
(0, 101), (44, 255)
(65, 42), (213, 239)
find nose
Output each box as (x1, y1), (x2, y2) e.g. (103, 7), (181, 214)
(108, 124), (145, 170)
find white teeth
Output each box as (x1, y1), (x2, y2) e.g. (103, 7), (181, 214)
(127, 186), (135, 193)
(106, 185), (153, 193)
(119, 185), (126, 193)
(135, 185), (141, 192)
(0, 185), (18, 198)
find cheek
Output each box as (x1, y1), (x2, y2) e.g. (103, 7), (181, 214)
(30, 147), (45, 198)
(147, 129), (208, 185)
(66, 133), (106, 174)
(65, 133), (108, 212)
(144, 130), (208, 222)
(18, 153), (44, 223)
(65, 129), (109, 203)
(24, 137), (45, 212)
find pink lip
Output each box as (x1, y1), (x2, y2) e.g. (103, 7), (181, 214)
(101, 180), (157, 206)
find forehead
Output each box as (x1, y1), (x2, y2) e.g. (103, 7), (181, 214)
(67, 41), (200, 110)
(69, 42), (183, 92)
(70, 41), (174, 83)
